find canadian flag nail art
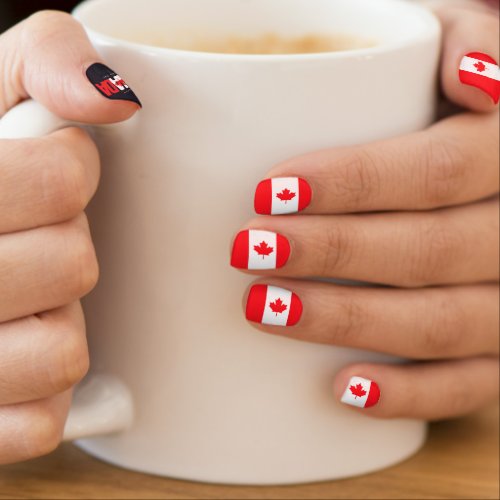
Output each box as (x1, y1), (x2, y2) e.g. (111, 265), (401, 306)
(231, 229), (290, 270)
(245, 284), (302, 327)
(254, 177), (312, 215)
(341, 376), (380, 408)
(86, 63), (142, 106)
(459, 52), (500, 104)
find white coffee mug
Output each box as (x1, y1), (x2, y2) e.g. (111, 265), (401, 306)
(0, 0), (441, 485)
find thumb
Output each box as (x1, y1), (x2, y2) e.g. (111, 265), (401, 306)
(0, 10), (141, 123)
(435, 5), (500, 111)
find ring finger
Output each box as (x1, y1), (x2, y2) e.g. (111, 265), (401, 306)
(0, 302), (88, 405)
(243, 280), (498, 359)
(232, 197), (499, 287)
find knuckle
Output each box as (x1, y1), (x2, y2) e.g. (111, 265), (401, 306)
(60, 218), (99, 297)
(46, 324), (89, 393)
(404, 217), (464, 287)
(27, 9), (72, 26)
(40, 140), (90, 219)
(23, 404), (63, 459)
(332, 299), (365, 345)
(319, 221), (356, 275)
(420, 137), (466, 206)
(321, 148), (382, 208)
(24, 11), (72, 40)
(418, 292), (464, 357)
(439, 381), (471, 417)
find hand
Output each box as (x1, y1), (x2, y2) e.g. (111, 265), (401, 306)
(0, 11), (140, 464)
(232, 4), (499, 419)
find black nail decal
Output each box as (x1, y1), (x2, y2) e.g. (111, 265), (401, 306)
(86, 63), (142, 107)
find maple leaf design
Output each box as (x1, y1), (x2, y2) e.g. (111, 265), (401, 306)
(269, 298), (287, 316)
(253, 241), (274, 259)
(474, 61), (486, 72)
(276, 188), (296, 203)
(349, 383), (367, 399)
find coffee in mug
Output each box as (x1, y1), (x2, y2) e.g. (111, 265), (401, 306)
(142, 32), (375, 54)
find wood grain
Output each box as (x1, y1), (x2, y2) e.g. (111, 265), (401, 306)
(0, 402), (498, 500)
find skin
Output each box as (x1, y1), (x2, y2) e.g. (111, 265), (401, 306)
(0, 4), (497, 463)
(0, 11), (139, 464)
(238, 4), (499, 420)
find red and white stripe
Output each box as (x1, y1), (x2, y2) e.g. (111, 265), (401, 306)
(231, 229), (290, 270)
(341, 376), (380, 409)
(459, 52), (500, 103)
(245, 284), (302, 327)
(254, 177), (312, 215)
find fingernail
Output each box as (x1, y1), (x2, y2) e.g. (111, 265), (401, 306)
(231, 229), (290, 270)
(86, 63), (142, 107)
(245, 284), (302, 327)
(254, 177), (312, 215)
(459, 52), (500, 104)
(341, 376), (380, 408)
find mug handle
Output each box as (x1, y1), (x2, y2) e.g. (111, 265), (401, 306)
(0, 100), (134, 440)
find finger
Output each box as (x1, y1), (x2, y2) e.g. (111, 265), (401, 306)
(436, 6), (500, 109)
(0, 127), (100, 234)
(0, 214), (99, 323)
(333, 357), (499, 419)
(243, 280), (499, 359)
(0, 302), (88, 405)
(235, 198), (499, 287)
(254, 111), (499, 215)
(0, 10), (141, 121)
(0, 390), (72, 464)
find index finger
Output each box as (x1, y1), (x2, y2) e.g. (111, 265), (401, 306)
(255, 110), (499, 215)
(0, 127), (100, 234)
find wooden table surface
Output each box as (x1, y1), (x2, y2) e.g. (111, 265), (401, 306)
(0, 402), (498, 500)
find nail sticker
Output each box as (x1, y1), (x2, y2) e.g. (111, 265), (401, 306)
(86, 63), (142, 106)
(341, 376), (380, 408)
(231, 229), (290, 270)
(254, 177), (312, 215)
(459, 52), (500, 104)
(245, 284), (302, 326)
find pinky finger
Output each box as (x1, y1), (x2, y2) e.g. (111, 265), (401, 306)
(0, 390), (72, 464)
(333, 357), (499, 420)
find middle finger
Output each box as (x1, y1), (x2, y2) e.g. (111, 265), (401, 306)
(232, 197), (499, 287)
(0, 214), (98, 323)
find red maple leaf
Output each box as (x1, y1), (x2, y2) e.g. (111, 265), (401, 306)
(253, 241), (274, 258)
(269, 298), (287, 315)
(276, 188), (296, 203)
(349, 383), (367, 399)
(474, 61), (486, 72)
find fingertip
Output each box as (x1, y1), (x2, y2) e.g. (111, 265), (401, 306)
(456, 53), (500, 111)
(81, 98), (141, 125)
(62, 61), (142, 124)
(332, 364), (362, 401)
(437, 7), (500, 113)
(465, 85), (499, 109)
(441, 50), (500, 113)
(334, 365), (384, 413)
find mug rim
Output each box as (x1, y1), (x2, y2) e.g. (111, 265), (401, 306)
(73, 0), (441, 61)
